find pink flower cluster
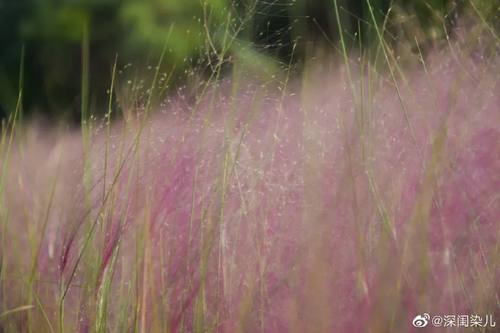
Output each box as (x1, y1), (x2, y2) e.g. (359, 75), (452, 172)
(2, 49), (498, 332)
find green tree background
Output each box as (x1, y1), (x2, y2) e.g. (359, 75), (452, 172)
(0, 0), (497, 121)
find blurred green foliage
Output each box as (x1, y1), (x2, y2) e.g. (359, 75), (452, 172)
(0, 0), (231, 120)
(0, 0), (498, 121)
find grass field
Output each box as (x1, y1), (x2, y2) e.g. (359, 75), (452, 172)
(0, 1), (499, 332)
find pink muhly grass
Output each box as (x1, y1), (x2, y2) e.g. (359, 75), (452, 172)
(0, 42), (499, 332)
